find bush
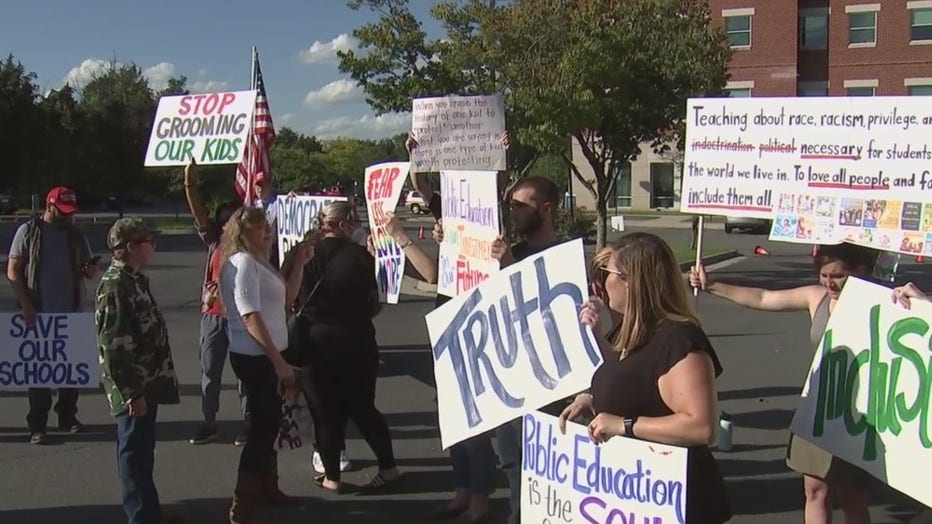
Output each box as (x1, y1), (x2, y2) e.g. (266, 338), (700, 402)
(555, 207), (596, 243)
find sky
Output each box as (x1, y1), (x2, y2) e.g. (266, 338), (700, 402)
(0, 0), (443, 140)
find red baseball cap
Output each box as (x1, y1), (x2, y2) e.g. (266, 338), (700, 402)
(46, 186), (78, 215)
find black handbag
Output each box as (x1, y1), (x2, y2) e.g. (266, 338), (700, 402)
(282, 244), (348, 367)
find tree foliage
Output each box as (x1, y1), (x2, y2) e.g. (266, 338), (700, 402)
(339, 0), (731, 248)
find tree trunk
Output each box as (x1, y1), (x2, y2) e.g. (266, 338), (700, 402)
(595, 194), (608, 251)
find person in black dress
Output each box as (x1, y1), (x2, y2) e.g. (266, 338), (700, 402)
(560, 232), (732, 524)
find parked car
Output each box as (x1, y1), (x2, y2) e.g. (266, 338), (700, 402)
(724, 216), (772, 234)
(0, 194), (16, 215)
(404, 190), (430, 215)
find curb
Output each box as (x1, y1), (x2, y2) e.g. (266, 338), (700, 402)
(678, 250), (742, 272)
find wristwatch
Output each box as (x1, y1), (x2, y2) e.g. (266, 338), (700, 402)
(624, 416), (638, 437)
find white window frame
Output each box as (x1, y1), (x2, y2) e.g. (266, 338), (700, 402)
(724, 82), (753, 98)
(798, 81), (829, 96)
(846, 4), (880, 48)
(723, 8), (754, 49)
(907, 2), (932, 45)
(905, 77), (932, 95)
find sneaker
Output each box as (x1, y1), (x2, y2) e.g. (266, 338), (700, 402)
(58, 418), (84, 433)
(189, 424), (219, 445)
(312, 451), (352, 473)
(30, 432), (48, 445)
(234, 427), (249, 447)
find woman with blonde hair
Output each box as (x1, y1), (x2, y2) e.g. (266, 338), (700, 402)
(219, 206), (312, 523)
(294, 201), (400, 493)
(561, 232), (732, 524)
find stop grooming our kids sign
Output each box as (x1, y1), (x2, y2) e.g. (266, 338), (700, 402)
(144, 90), (257, 167)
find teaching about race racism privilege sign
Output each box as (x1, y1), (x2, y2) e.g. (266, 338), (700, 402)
(790, 277), (932, 508)
(523, 412), (689, 524)
(410, 95), (506, 172)
(0, 313), (97, 390)
(682, 97), (932, 255)
(425, 239), (601, 448)
(365, 162), (410, 304)
(276, 195), (347, 264)
(144, 90), (257, 167)
(438, 171), (500, 297)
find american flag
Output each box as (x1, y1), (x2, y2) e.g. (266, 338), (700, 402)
(235, 54), (276, 204)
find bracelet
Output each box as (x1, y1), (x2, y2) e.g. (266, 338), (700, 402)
(398, 239), (414, 249)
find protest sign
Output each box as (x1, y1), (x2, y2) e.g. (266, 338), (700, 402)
(523, 412), (689, 524)
(426, 239), (602, 448)
(682, 97), (932, 255)
(790, 277), (932, 508)
(276, 195), (347, 264)
(144, 90), (257, 167)
(410, 95), (506, 172)
(0, 313), (97, 390)
(438, 171), (500, 297)
(365, 162), (411, 304)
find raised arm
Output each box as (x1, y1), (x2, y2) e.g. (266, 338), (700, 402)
(690, 262), (818, 312)
(183, 159), (211, 232)
(385, 213), (437, 284)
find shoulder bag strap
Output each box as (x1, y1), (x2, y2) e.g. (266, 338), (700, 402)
(293, 243), (352, 317)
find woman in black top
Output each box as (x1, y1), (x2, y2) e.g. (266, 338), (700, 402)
(296, 201), (400, 493)
(560, 232), (732, 524)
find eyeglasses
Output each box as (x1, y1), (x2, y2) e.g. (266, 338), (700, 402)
(599, 266), (627, 280)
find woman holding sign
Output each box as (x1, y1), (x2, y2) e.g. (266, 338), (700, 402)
(563, 232), (732, 524)
(690, 242), (877, 524)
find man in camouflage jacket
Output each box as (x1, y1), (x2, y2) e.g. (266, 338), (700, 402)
(96, 218), (179, 524)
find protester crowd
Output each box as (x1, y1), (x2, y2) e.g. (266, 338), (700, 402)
(7, 138), (929, 524)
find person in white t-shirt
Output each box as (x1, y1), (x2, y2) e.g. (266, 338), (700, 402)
(218, 206), (312, 523)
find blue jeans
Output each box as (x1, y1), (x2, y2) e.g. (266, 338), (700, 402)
(116, 403), (160, 524)
(450, 432), (496, 496)
(497, 418), (522, 524)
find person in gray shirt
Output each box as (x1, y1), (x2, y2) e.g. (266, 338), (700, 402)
(6, 186), (98, 444)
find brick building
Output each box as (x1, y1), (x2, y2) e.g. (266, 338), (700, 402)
(569, 0), (932, 212)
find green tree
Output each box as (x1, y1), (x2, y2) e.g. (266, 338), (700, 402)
(481, 0), (730, 247)
(0, 54), (44, 201)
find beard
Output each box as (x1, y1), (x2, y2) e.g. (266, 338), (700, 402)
(513, 211), (544, 236)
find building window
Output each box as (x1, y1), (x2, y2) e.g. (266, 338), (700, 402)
(725, 88), (752, 97)
(650, 163), (676, 209)
(725, 15), (752, 47)
(613, 161), (632, 208)
(911, 8), (932, 42)
(847, 86), (876, 96)
(909, 85), (932, 95)
(848, 12), (877, 45)
(800, 13), (828, 49)
(798, 81), (828, 96)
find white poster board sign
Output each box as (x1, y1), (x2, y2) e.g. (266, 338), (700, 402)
(0, 313), (98, 390)
(790, 277), (932, 508)
(523, 412), (689, 524)
(364, 162), (410, 304)
(682, 97), (932, 255)
(410, 95), (506, 172)
(144, 90), (257, 167)
(438, 171), (501, 297)
(425, 239), (602, 448)
(276, 195), (347, 263)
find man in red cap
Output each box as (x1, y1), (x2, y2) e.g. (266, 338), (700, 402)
(6, 186), (99, 444)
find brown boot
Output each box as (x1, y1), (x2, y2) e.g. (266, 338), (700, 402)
(229, 471), (263, 524)
(261, 454), (299, 506)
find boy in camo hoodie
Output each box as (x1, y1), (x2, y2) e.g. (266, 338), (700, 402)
(96, 218), (179, 524)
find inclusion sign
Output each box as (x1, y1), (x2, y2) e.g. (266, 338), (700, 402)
(0, 313), (98, 390)
(522, 412), (689, 524)
(144, 90), (257, 167)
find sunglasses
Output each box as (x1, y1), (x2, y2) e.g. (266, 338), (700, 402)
(599, 266), (627, 280)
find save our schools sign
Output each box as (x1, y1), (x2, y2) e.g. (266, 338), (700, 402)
(425, 239), (602, 448)
(144, 90), (258, 167)
(0, 313), (98, 390)
(790, 277), (932, 508)
(523, 412), (689, 524)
